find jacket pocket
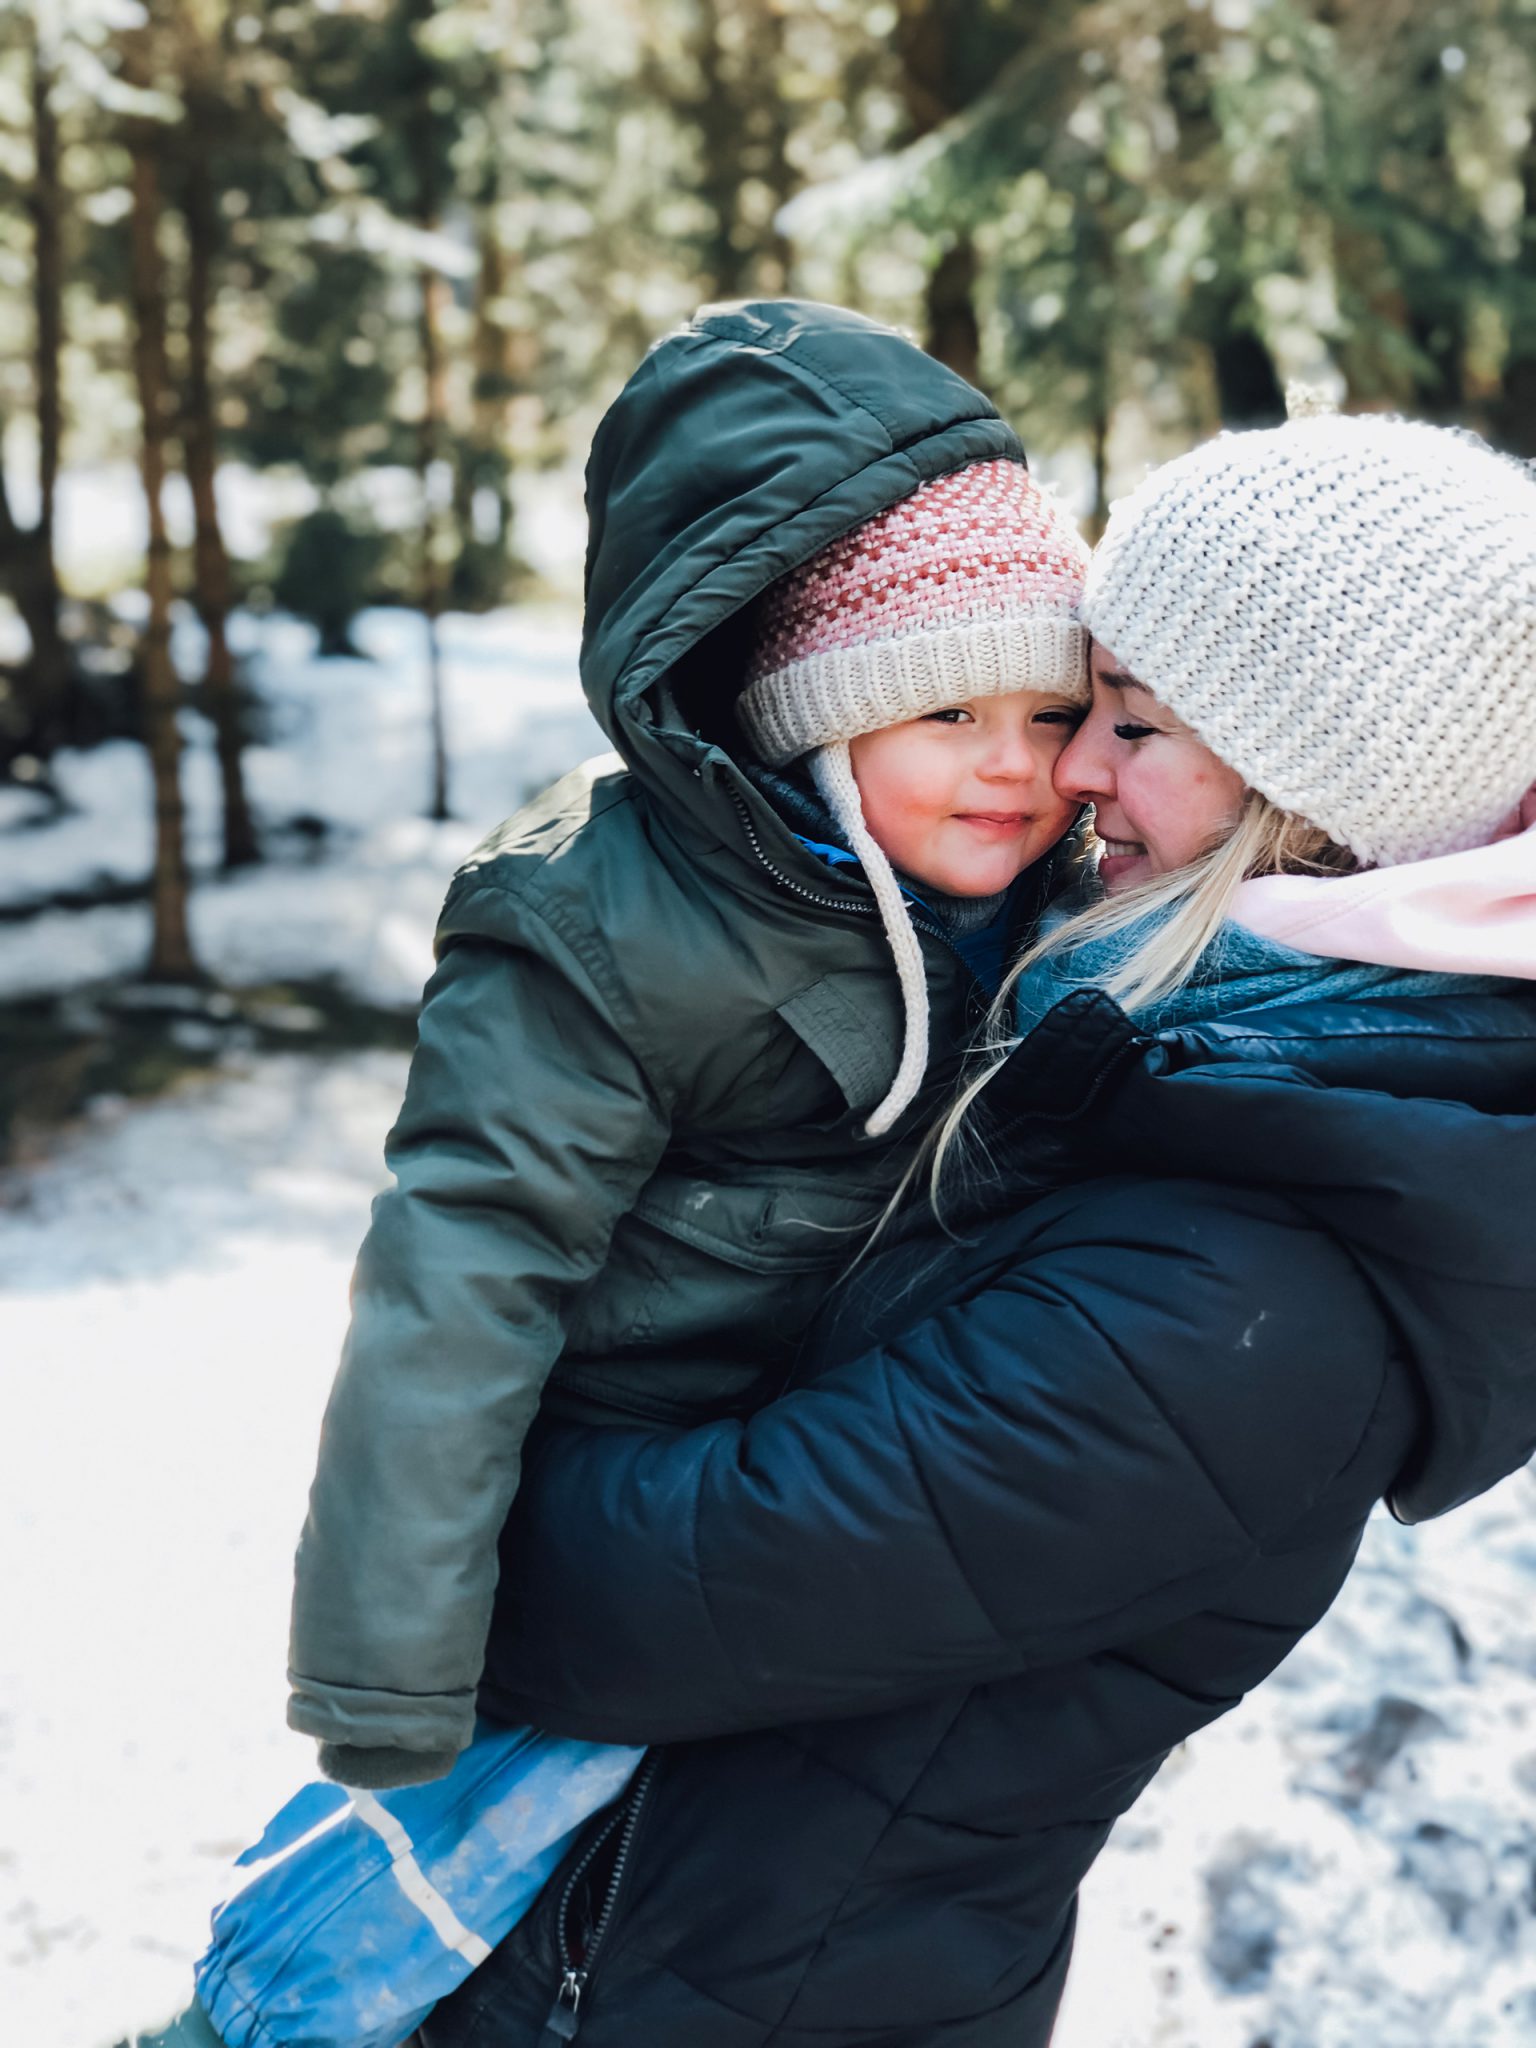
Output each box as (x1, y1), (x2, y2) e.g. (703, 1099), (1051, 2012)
(777, 974), (904, 1118)
(628, 1167), (884, 1276)
(558, 1167), (889, 1410)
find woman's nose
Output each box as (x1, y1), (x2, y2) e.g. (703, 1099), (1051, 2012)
(1054, 719), (1112, 804)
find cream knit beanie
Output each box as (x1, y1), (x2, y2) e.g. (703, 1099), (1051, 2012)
(738, 457), (1090, 1136)
(1080, 415), (1536, 868)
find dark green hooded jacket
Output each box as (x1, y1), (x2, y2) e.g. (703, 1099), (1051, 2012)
(287, 301), (1045, 1779)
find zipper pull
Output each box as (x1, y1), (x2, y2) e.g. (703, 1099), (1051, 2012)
(540, 1969), (585, 2043)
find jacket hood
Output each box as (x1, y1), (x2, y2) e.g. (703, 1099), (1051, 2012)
(577, 300), (1024, 866)
(979, 984), (1536, 1524)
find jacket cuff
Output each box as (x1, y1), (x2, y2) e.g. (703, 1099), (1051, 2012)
(287, 1671), (476, 1755)
(318, 1740), (459, 1789)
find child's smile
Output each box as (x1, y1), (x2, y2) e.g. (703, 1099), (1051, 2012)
(848, 691), (1084, 897)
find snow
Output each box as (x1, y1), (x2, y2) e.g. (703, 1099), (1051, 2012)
(2, 457), (587, 598)
(0, 1053), (412, 2044)
(0, 599), (603, 2042)
(3, 601), (1536, 2046)
(1055, 1482), (1536, 2047)
(0, 603), (602, 1008)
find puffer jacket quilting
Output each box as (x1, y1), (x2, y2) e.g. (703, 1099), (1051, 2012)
(435, 984), (1536, 2048)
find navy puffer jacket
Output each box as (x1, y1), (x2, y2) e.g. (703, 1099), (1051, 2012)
(422, 986), (1536, 2048)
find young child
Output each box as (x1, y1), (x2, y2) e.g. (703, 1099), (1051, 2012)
(124, 300), (1090, 2048)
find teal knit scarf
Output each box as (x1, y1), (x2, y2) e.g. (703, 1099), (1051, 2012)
(1013, 894), (1507, 1038)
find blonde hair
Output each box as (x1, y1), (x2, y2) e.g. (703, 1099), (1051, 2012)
(898, 792), (1358, 1232)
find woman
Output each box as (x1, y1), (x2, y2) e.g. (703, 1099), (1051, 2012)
(423, 413), (1536, 2048)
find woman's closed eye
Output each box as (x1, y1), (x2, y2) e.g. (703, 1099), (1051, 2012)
(1113, 721), (1161, 742)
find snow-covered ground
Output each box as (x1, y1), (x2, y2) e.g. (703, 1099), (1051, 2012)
(0, 1052), (412, 2045)
(3, 605), (1535, 2046)
(0, 602), (603, 1007)
(1056, 1484), (1536, 2048)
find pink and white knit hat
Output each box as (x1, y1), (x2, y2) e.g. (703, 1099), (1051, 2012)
(737, 458), (1089, 1137)
(738, 458), (1088, 766)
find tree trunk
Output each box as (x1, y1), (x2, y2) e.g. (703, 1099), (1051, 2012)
(1087, 387), (1111, 544)
(925, 238), (982, 388)
(683, 0), (796, 300)
(1160, 20), (1285, 429)
(1496, 122), (1536, 455)
(127, 109), (198, 981)
(1497, 356), (1536, 460)
(31, 39), (61, 554)
(182, 102), (260, 868)
(0, 450), (71, 756)
(1406, 54), (1465, 422)
(419, 256), (450, 822)
(20, 28), (71, 751)
(893, 1), (984, 387)
(452, 194), (518, 596)
(1081, 210), (1116, 543)
(892, 0), (953, 135)
(753, 0), (796, 292)
(691, 0), (750, 299)
(406, 0), (451, 824)
(1210, 314), (1287, 428)
(473, 211), (515, 552)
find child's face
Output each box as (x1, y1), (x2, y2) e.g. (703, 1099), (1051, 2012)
(849, 691), (1084, 897)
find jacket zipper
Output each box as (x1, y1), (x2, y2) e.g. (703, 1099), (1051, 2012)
(539, 1752), (661, 2042)
(726, 784), (955, 952)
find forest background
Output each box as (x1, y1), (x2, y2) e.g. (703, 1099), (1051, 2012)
(6, 7), (1536, 2044)
(4, 0), (1536, 993)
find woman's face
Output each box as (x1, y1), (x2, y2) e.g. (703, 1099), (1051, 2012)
(849, 690), (1084, 898)
(1053, 642), (1247, 892)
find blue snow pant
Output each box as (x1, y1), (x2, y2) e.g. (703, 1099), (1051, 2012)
(194, 1723), (644, 2048)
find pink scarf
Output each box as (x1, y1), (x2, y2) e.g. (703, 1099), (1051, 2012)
(1233, 790), (1536, 980)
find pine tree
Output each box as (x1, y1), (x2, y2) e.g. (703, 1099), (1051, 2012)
(0, 8), (74, 761)
(119, 18), (198, 981)
(168, 0), (261, 867)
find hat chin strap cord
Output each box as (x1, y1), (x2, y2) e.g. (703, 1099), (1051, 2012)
(811, 741), (931, 1139)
